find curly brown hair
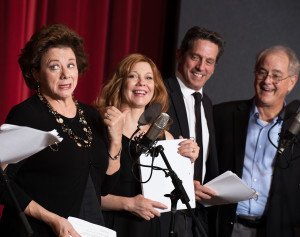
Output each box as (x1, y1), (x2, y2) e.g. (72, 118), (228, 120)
(95, 53), (168, 117)
(18, 24), (88, 90)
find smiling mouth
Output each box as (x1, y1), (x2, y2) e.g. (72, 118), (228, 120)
(133, 90), (147, 95)
(192, 72), (203, 78)
(261, 86), (274, 92)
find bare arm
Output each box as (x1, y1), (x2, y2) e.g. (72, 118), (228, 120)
(101, 194), (167, 221)
(103, 106), (130, 175)
(24, 201), (81, 237)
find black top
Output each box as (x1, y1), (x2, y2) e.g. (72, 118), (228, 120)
(0, 94), (119, 236)
(103, 136), (161, 237)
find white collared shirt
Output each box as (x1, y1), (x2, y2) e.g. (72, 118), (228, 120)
(175, 71), (210, 182)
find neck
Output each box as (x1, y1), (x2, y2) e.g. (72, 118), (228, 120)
(256, 104), (283, 122)
(40, 93), (76, 118)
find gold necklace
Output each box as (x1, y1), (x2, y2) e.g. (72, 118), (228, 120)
(38, 91), (93, 148)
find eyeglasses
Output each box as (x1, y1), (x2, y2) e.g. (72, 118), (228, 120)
(255, 70), (291, 84)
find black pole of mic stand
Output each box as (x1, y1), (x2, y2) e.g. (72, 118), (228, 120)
(154, 145), (207, 237)
(0, 165), (33, 236)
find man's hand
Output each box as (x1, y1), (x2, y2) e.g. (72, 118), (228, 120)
(194, 180), (216, 201)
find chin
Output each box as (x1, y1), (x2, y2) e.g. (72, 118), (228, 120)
(57, 94), (73, 100)
(258, 99), (273, 107)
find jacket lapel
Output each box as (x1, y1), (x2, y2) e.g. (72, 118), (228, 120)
(233, 100), (252, 177)
(168, 76), (190, 138)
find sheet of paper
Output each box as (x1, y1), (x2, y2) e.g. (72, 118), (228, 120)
(199, 171), (259, 207)
(68, 217), (116, 237)
(140, 139), (195, 213)
(0, 124), (63, 164)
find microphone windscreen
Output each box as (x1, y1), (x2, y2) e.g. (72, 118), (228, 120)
(138, 103), (162, 126)
(289, 111), (300, 135)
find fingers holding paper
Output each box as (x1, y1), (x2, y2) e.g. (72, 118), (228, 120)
(49, 216), (81, 237)
(128, 194), (168, 220)
(24, 201), (81, 237)
(194, 180), (216, 201)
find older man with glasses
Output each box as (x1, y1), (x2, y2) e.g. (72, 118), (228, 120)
(213, 45), (300, 237)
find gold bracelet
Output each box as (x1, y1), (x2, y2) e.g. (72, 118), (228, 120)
(108, 145), (122, 160)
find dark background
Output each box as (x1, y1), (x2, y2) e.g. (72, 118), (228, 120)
(177, 0), (300, 104)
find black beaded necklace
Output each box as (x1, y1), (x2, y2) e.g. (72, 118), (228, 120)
(38, 91), (93, 148)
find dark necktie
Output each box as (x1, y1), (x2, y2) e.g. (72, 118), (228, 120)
(192, 92), (203, 183)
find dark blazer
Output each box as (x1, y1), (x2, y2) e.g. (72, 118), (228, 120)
(164, 75), (219, 183)
(213, 99), (300, 237)
(162, 76), (219, 236)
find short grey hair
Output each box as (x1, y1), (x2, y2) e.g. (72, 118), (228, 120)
(255, 45), (300, 76)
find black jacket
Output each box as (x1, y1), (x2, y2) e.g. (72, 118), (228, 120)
(162, 76), (219, 236)
(213, 99), (300, 237)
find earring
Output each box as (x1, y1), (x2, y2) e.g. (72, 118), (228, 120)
(37, 81), (41, 94)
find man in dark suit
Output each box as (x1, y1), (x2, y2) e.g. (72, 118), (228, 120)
(161, 26), (225, 237)
(213, 45), (300, 237)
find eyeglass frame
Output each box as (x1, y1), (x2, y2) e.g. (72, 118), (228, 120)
(255, 69), (291, 84)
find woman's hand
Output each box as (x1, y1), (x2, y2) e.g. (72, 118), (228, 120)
(104, 106), (130, 174)
(104, 106), (129, 145)
(47, 215), (81, 237)
(125, 194), (168, 220)
(24, 201), (81, 237)
(177, 136), (200, 163)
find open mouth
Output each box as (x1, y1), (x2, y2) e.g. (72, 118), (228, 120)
(192, 72), (203, 78)
(59, 84), (71, 89)
(261, 86), (274, 93)
(133, 90), (147, 95)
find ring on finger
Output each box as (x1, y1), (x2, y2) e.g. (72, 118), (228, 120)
(192, 148), (195, 153)
(106, 113), (110, 119)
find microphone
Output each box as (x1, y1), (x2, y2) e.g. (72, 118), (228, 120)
(138, 103), (162, 126)
(133, 113), (170, 157)
(279, 110), (300, 153)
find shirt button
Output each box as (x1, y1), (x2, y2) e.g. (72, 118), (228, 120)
(254, 178), (257, 182)
(259, 145), (262, 148)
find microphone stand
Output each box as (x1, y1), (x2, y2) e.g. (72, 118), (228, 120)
(0, 164), (33, 236)
(151, 145), (207, 237)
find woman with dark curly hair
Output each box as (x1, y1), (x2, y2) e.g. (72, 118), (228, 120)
(94, 53), (199, 237)
(0, 24), (124, 237)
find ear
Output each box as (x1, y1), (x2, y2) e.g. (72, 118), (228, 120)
(287, 75), (298, 93)
(31, 69), (40, 82)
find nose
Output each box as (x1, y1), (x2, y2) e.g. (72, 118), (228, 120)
(136, 76), (145, 86)
(61, 66), (70, 79)
(263, 74), (273, 84)
(195, 59), (205, 71)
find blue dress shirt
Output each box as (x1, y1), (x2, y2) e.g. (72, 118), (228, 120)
(236, 105), (282, 216)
